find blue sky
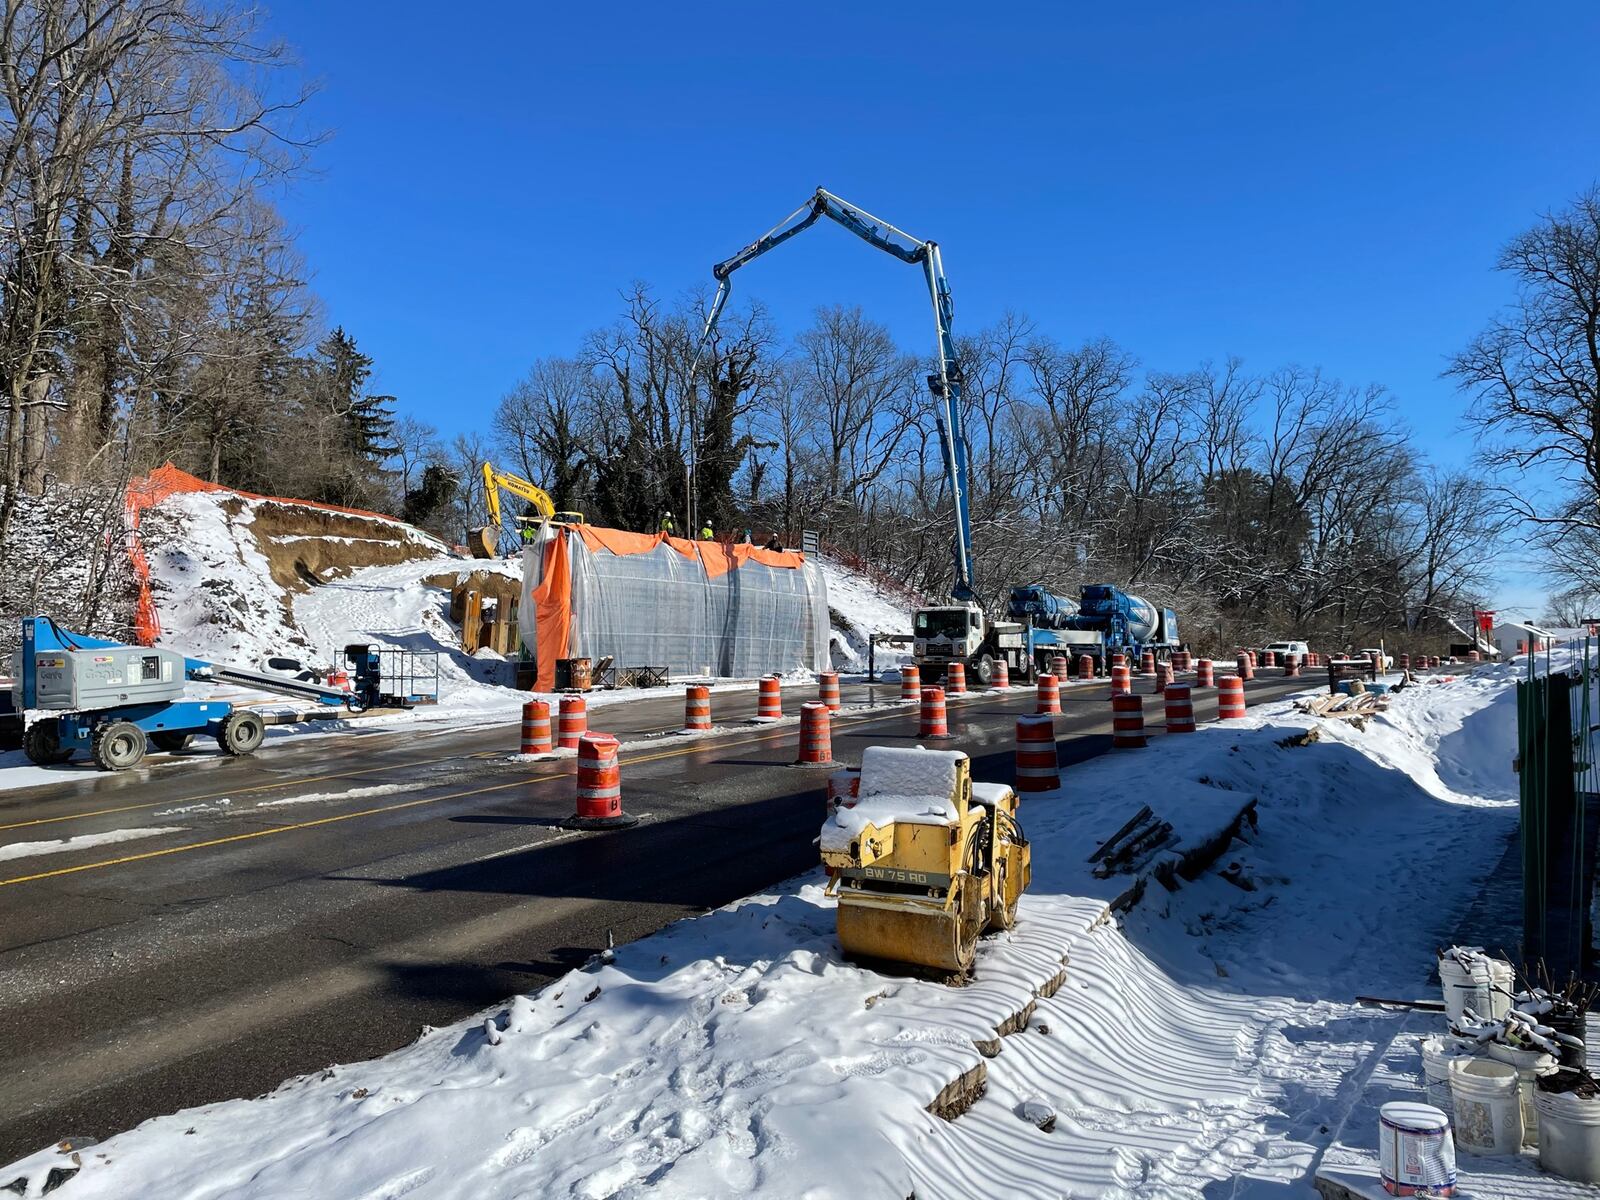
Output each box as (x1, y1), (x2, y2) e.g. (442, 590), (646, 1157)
(260, 2), (1598, 614)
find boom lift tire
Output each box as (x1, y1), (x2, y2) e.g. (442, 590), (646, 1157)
(150, 731), (194, 753)
(23, 718), (73, 766)
(218, 710), (266, 756)
(93, 721), (148, 771)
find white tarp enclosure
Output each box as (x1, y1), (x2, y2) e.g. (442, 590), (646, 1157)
(520, 527), (829, 688)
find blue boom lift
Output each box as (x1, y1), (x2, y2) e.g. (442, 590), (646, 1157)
(11, 616), (398, 771)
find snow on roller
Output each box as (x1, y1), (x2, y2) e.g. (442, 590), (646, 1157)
(821, 746), (1031, 976)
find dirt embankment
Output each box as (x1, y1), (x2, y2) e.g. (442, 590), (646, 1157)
(239, 499), (443, 593)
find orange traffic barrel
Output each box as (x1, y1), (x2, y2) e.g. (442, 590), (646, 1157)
(1036, 672), (1061, 714)
(1283, 653), (1301, 677)
(1111, 664), (1132, 695)
(1263, 650), (1277, 668)
(1152, 662), (1171, 693)
(826, 767), (860, 814)
(795, 701), (836, 766)
(564, 732), (637, 829)
(919, 686), (952, 739)
(1195, 658), (1214, 687)
(1077, 654), (1094, 681)
(1111, 693), (1146, 748)
(557, 694), (587, 749)
(992, 658), (1010, 689)
(1050, 654), (1069, 681)
(1235, 652), (1254, 682)
(520, 699), (552, 754)
(1139, 651), (1156, 676)
(753, 675), (782, 723)
(1164, 683), (1195, 733)
(684, 684), (712, 731)
(1014, 714), (1059, 791)
(818, 671), (841, 712)
(945, 661), (967, 696)
(899, 664), (921, 702)
(1217, 675), (1246, 719)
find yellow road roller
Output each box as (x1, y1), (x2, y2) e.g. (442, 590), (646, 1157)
(820, 746), (1031, 976)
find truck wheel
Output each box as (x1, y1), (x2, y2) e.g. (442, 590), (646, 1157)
(150, 731), (194, 753)
(974, 653), (996, 686)
(93, 721), (148, 771)
(218, 710), (266, 756)
(23, 719), (73, 766)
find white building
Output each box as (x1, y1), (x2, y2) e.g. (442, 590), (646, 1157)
(1492, 619), (1553, 657)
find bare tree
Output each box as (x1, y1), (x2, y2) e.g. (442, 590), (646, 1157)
(1451, 185), (1600, 594)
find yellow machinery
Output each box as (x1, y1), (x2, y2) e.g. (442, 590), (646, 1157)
(821, 746), (1030, 976)
(469, 463), (579, 558)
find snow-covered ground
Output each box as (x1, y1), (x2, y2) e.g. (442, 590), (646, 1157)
(4, 658), (1536, 1197)
(816, 554), (915, 671)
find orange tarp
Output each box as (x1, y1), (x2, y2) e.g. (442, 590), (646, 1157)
(532, 533), (573, 692)
(569, 523), (805, 579)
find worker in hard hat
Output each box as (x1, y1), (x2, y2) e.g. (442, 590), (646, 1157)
(659, 511), (676, 536)
(699, 524), (714, 541)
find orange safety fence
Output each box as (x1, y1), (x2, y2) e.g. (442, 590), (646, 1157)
(124, 463), (409, 646)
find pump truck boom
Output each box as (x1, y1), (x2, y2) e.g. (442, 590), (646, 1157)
(12, 616), (403, 771)
(692, 187), (976, 596)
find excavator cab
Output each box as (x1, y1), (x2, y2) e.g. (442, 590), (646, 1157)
(468, 463), (569, 559)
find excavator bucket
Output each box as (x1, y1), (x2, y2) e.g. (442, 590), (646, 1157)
(467, 526), (498, 559)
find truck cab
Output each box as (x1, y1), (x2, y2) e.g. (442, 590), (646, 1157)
(912, 602), (1025, 686)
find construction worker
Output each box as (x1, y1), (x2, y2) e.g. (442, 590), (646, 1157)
(659, 511), (675, 536)
(699, 523), (714, 541)
(764, 533), (783, 551)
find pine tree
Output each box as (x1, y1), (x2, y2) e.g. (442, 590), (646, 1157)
(311, 327), (399, 506)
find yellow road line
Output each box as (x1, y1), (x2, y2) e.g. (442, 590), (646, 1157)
(0, 700), (929, 889)
(2, 676), (1261, 890)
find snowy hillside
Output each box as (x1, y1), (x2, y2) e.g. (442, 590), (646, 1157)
(11, 660), (1538, 1198)
(817, 553), (916, 670)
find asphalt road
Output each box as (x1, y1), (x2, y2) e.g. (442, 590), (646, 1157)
(0, 670), (1312, 1163)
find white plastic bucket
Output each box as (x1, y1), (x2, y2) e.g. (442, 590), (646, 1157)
(1486, 1042), (1557, 1143)
(1534, 1085), (1600, 1182)
(1421, 1036), (1478, 1114)
(1438, 953), (1513, 1024)
(1379, 1102), (1456, 1195)
(1449, 1058), (1522, 1154)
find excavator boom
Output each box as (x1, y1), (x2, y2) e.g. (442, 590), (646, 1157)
(469, 463), (556, 558)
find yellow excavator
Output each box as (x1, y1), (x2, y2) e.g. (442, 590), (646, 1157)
(820, 746), (1030, 977)
(468, 463), (578, 558)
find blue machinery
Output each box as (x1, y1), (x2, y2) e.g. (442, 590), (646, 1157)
(11, 616), (430, 771)
(693, 188), (977, 603)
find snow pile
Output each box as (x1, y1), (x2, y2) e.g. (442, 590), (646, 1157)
(140, 488), (447, 667)
(4, 666), (1533, 1197)
(820, 745), (963, 851)
(817, 554), (915, 671)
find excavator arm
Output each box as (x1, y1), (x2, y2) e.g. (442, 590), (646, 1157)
(469, 463), (556, 559)
(693, 188), (976, 601)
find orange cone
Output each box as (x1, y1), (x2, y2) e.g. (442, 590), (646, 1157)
(818, 671), (841, 713)
(520, 699), (552, 754)
(683, 684), (712, 731)
(565, 732), (637, 829)
(1111, 693), (1146, 748)
(899, 664), (921, 702)
(795, 701), (836, 766)
(1036, 672), (1061, 714)
(1217, 675), (1246, 719)
(753, 675), (782, 723)
(920, 686), (952, 739)
(558, 694), (587, 749)
(1014, 714), (1060, 791)
(1164, 683), (1195, 733)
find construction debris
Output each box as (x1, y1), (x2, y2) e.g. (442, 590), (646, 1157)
(1294, 692), (1389, 720)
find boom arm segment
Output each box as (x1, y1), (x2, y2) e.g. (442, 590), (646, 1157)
(481, 463), (555, 530)
(692, 188), (976, 602)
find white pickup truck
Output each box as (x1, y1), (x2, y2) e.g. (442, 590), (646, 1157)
(1264, 640), (1309, 660)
